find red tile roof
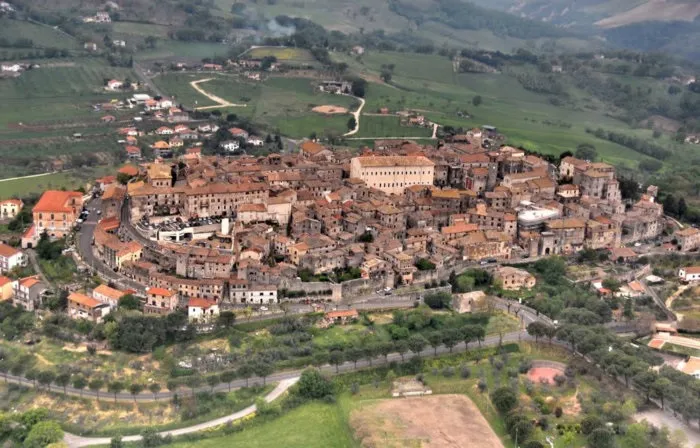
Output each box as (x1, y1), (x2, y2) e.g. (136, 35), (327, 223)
(0, 243), (20, 258)
(188, 297), (217, 308)
(34, 190), (82, 213)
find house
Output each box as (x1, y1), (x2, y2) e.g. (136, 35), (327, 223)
(676, 228), (700, 252)
(92, 284), (126, 309)
(106, 79), (123, 90)
(351, 46), (365, 55)
(68, 292), (111, 322)
(0, 276), (12, 301)
(247, 135), (264, 146)
(299, 141), (333, 161)
(95, 12), (111, 22)
(84, 42), (97, 51)
(31, 190), (84, 243)
(0, 243), (26, 274)
(144, 287), (178, 315)
(187, 297), (219, 322)
(202, 63), (223, 71)
(228, 127), (249, 139)
(493, 266), (536, 290)
(679, 266), (700, 283)
(324, 309), (358, 325)
(125, 145), (142, 159)
(610, 247), (637, 263)
(101, 115), (116, 123)
(220, 140), (240, 152)
(12, 276), (47, 311)
(112, 39), (126, 47)
(155, 126), (173, 135)
(1, 64), (22, 72)
(0, 198), (22, 219)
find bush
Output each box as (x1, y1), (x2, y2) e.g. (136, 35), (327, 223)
(297, 369), (333, 399)
(350, 382), (359, 395)
(460, 365), (471, 379)
(554, 374), (566, 387)
(491, 387), (518, 414)
(581, 415), (603, 435)
(555, 407), (563, 418)
(442, 367), (455, 378)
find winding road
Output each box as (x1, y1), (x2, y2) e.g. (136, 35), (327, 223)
(64, 378), (299, 447)
(342, 96), (365, 137)
(190, 78), (248, 110)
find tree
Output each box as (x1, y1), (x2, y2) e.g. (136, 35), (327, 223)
(110, 436), (124, 448)
(651, 377), (672, 409)
(663, 194), (678, 216)
(89, 378), (104, 399)
(588, 428), (615, 448)
(108, 381), (124, 403)
(345, 346), (363, 368)
(253, 360), (273, 385)
(347, 116), (357, 131)
(472, 95), (482, 107)
(407, 334), (428, 357)
(527, 321), (552, 344)
(414, 258), (436, 271)
(297, 368), (333, 399)
(394, 340), (409, 361)
(575, 143), (597, 161)
(581, 415), (603, 435)
(329, 350), (344, 373)
(118, 294), (140, 310)
(423, 292), (452, 310)
(428, 331), (443, 355)
(185, 376), (202, 399)
(220, 371), (237, 392)
(72, 375), (87, 397)
(148, 383), (161, 400)
(129, 383), (144, 402)
(380, 70), (392, 83)
(23, 420), (63, 448)
(206, 374), (220, 393)
(55, 372), (71, 395)
(442, 329), (461, 353)
(238, 363), (254, 387)
(491, 386), (518, 414)
(37, 370), (55, 391)
(377, 341), (393, 362)
(678, 197), (688, 218)
(363, 343), (379, 367)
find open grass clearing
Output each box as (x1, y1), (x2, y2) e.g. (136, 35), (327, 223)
(246, 46), (316, 63)
(0, 18), (79, 50)
(355, 115), (432, 138)
(135, 41), (230, 62)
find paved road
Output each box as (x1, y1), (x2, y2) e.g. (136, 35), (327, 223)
(76, 199), (146, 293)
(64, 377), (299, 447)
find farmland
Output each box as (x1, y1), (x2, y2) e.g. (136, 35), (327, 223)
(0, 166), (115, 199)
(0, 18), (79, 52)
(245, 47), (316, 64)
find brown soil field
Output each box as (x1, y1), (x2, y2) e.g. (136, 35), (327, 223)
(527, 367), (564, 385)
(350, 395), (504, 448)
(312, 105), (349, 114)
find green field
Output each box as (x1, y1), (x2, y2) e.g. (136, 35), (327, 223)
(0, 18), (79, 51)
(156, 74), (359, 138)
(135, 41), (230, 62)
(355, 115), (433, 138)
(0, 166), (114, 199)
(246, 46), (316, 63)
(334, 51), (672, 169)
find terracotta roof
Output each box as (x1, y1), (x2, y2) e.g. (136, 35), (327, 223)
(34, 190), (82, 214)
(102, 184), (125, 201)
(148, 287), (176, 297)
(188, 297), (217, 308)
(0, 243), (20, 258)
(683, 266), (700, 275)
(300, 141), (328, 155)
(0, 199), (22, 206)
(677, 228), (700, 237)
(69, 292), (101, 308)
(441, 223), (478, 235)
(326, 309), (358, 319)
(93, 284), (126, 301)
(152, 141), (170, 149)
(547, 218), (586, 229)
(19, 276), (40, 288)
(0, 275), (11, 287)
(238, 203), (266, 213)
(125, 145), (141, 154)
(354, 155), (434, 167)
(118, 165), (139, 177)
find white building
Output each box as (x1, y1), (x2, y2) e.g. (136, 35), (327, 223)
(187, 297), (220, 322)
(220, 140), (240, 152)
(349, 155), (435, 195)
(247, 136), (264, 146)
(92, 284), (126, 309)
(230, 283), (278, 305)
(0, 243), (26, 273)
(679, 266), (700, 283)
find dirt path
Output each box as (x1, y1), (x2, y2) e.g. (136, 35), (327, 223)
(666, 284), (690, 320)
(0, 171), (61, 183)
(343, 96), (365, 137)
(190, 78), (248, 110)
(63, 377), (299, 447)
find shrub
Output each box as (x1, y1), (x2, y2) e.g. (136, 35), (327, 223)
(491, 387), (518, 414)
(442, 367), (455, 378)
(553, 374), (566, 387)
(297, 369), (333, 399)
(581, 415), (603, 435)
(518, 360), (533, 374)
(460, 366), (471, 379)
(350, 383), (359, 395)
(477, 379), (487, 393)
(555, 407), (563, 418)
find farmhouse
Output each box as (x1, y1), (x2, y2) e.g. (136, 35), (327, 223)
(0, 243), (26, 273)
(679, 266), (700, 283)
(68, 292), (110, 322)
(0, 198), (22, 219)
(187, 297), (219, 322)
(676, 227), (700, 252)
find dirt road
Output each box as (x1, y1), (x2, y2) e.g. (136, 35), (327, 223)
(190, 78), (248, 110)
(343, 96), (365, 137)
